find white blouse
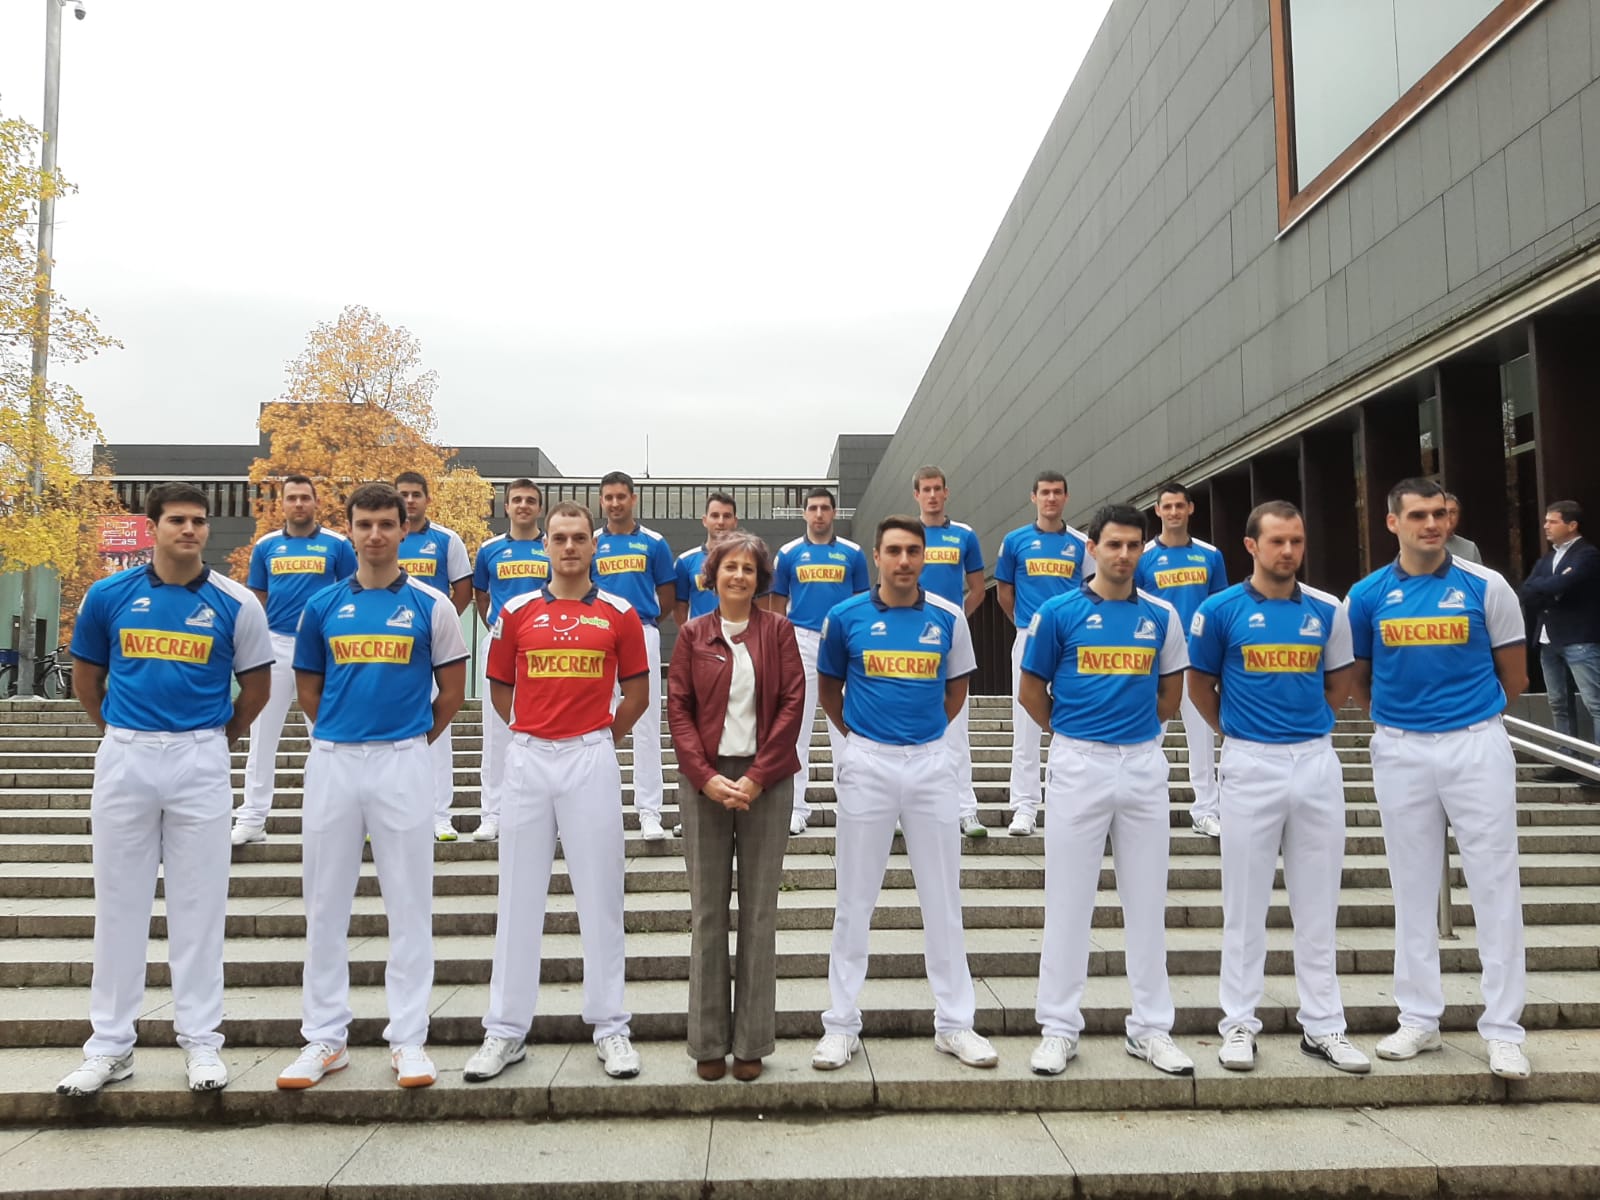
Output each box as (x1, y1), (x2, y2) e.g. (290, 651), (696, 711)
(717, 617), (758, 757)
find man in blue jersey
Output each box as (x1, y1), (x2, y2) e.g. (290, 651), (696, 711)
(995, 471), (1091, 836)
(770, 487), (870, 835)
(471, 479), (549, 843)
(594, 470), (677, 840)
(1345, 477), (1530, 1081)
(1136, 482), (1228, 838)
(1188, 501), (1369, 1074)
(1019, 504), (1193, 1078)
(912, 466), (987, 839)
(396, 471), (473, 842)
(811, 516), (998, 1072)
(673, 491), (738, 625)
(233, 475), (356, 845)
(277, 482), (468, 1091)
(57, 483), (273, 1097)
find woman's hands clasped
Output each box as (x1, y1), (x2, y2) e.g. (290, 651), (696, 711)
(704, 774), (764, 811)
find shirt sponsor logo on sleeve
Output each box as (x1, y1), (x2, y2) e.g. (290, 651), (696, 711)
(1026, 558), (1077, 578)
(497, 560), (549, 579)
(1153, 566), (1207, 588)
(923, 546), (961, 565)
(597, 554), (648, 575)
(1242, 644), (1323, 672)
(119, 629), (214, 664)
(525, 649), (606, 678)
(330, 635), (414, 664)
(795, 563), (847, 584)
(1077, 646), (1155, 674)
(1379, 617), (1469, 646)
(1190, 612), (1205, 636)
(863, 650), (941, 678)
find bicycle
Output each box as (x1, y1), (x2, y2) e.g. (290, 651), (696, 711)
(0, 643), (73, 699)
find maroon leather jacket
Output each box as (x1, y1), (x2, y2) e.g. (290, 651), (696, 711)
(666, 607), (805, 793)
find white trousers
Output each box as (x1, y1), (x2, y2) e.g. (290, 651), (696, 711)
(484, 731), (630, 1042)
(1369, 719), (1526, 1043)
(1217, 736), (1347, 1037)
(624, 624), (663, 819)
(479, 652), (511, 823)
(790, 626), (843, 822)
(1036, 735), (1174, 1041)
(823, 737), (976, 1036)
(1008, 631), (1046, 814)
(86, 727), (231, 1057)
(301, 737), (434, 1049)
(238, 631), (303, 828)
(942, 702), (979, 822)
(1175, 691), (1219, 823)
(430, 678), (454, 826)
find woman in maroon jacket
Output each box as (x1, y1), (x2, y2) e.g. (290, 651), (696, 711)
(667, 531), (805, 1081)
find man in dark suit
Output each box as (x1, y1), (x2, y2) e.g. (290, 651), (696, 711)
(1519, 500), (1600, 783)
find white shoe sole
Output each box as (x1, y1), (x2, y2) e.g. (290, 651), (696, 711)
(464, 1047), (525, 1082)
(1375, 1035), (1442, 1061)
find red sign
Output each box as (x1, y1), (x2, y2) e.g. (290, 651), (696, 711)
(97, 516), (152, 554)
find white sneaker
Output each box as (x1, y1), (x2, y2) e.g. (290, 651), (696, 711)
(597, 1034), (641, 1077)
(1375, 1026), (1443, 1061)
(1126, 1032), (1194, 1076)
(1487, 1039), (1531, 1080)
(638, 813), (666, 842)
(789, 812), (808, 836)
(463, 1035), (525, 1082)
(1191, 813), (1221, 838)
(230, 822), (266, 846)
(960, 815), (987, 840)
(811, 1032), (861, 1070)
(1029, 1035), (1076, 1075)
(1008, 811), (1036, 836)
(934, 1028), (999, 1068)
(56, 1052), (133, 1096)
(434, 820), (458, 843)
(391, 1044), (437, 1088)
(184, 1046), (228, 1092)
(1301, 1031), (1370, 1074)
(276, 1042), (349, 1090)
(1218, 1025), (1256, 1071)
(474, 817), (499, 843)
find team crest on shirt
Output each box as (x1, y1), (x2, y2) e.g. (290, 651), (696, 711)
(1384, 589), (1406, 606)
(1299, 614), (1324, 637)
(130, 597), (151, 614)
(1086, 613), (1103, 629)
(1134, 617), (1158, 641)
(336, 603), (357, 619)
(184, 603), (216, 629)
(918, 621), (943, 646)
(1438, 588), (1466, 610)
(1249, 612), (1267, 629)
(870, 621), (888, 636)
(386, 606), (415, 629)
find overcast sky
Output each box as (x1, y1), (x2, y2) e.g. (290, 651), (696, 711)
(0, 1), (1111, 480)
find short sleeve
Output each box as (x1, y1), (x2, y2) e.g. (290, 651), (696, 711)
(446, 533), (472, 584)
(1483, 572), (1525, 648)
(230, 595), (274, 674)
(771, 549), (792, 598)
(849, 549), (870, 594)
(69, 583), (110, 666)
(1344, 589), (1373, 660)
(675, 556), (694, 603)
(1158, 605), (1188, 675)
(486, 606), (517, 685)
(1324, 602), (1355, 671)
(614, 605), (650, 680)
(334, 539), (357, 580)
(946, 609), (977, 678)
(1209, 547), (1229, 592)
(1186, 600), (1224, 676)
(429, 594), (469, 666)
(817, 609), (847, 679)
(293, 598), (327, 674)
(246, 541), (269, 591)
(473, 546), (492, 593)
(963, 530), (984, 574)
(1021, 603), (1059, 679)
(651, 537), (676, 587)
(1133, 555), (1152, 594)
(995, 533), (1017, 585)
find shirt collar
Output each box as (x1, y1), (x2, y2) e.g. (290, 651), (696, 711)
(1554, 535), (1582, 552)
(805, 533), (839, 546)
(280, 523), (323, 539)
(349, 569), (409, 594)
(144, 564), (210, 592)
(506, 529), (543, 544)
(1393, 552), (1455, 580)
(407, 519), (432, 536)
(869, 585), (926, 611)
(1034, 522), (1068, 535)
(1242, 578), (1303, 603)
(547, 585), (600, 605)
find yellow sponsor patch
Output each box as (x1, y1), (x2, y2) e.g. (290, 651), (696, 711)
(1026, 558), (1077, 578)
(329, 635), (414, 664)
(399, 558), (438, 575)
(1242, 644), (1323, 673)
(497, 559), (549, 580)
(1154, 567), (1208, 588)
(1076, 646), (1155, 674)
(863, 650), (941, 679)
(270, 556), (326, 575)
(795, 564), (847, 584)
(597, 554), (647, 575)
(525, 649), (606, 678)
(923, 546), (961, 566)
(119, 629), (213, 664)
(1380, 617), (1469, 647)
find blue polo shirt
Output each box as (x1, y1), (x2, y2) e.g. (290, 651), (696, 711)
(817, 587), (976, 746)
(1136, 538), (1228, 628)
(995, 522), (1092, 629)
(70, 565), (274, 732)
(246, 526), (357, 635)
(1344, 555), (1524, 732)
(919, 520), (984, 608)
(398, 521), (471, 593)
(1188, 581), (1352, 743)
(674, 545), (719, 620)
(1021, 586), (1187, 744)
(294, 572), (470, 743)
(772, 535), (870, 632)
(592, 523), (675, 624)
(472, 532), (550, 626)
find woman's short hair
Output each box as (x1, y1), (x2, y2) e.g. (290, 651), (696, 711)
(699, 531), (773, 596)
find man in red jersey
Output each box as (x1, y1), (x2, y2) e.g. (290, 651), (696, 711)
(462, 501), (651, 1082)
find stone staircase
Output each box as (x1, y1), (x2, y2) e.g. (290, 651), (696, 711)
(1, 696), (1598, 1198)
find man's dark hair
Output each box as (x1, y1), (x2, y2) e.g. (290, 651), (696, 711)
(911, 465), (946, 489)
(600, 471), (635, 494)
(706, 490), (737, 514)
(1386, 476), (1444, 515)
(1033, 470), (1067, 493)
(546, 500), (596, 532)
(347, 482), (406, 526)
(282, 474), (317, 497)
(805, 487), (837, 508)
(506, 478), (542, 502)
(146, 482), (208, 522)
(1086, 504), (1147, 543)
(700, 532), (773, 596)
(1547, 500), (1584, 529)
(394, 470), (430, 497)
(1155, 481), (1192, 504)
(1245, 500), (1303, 540)
(875, 515), (927, 549)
